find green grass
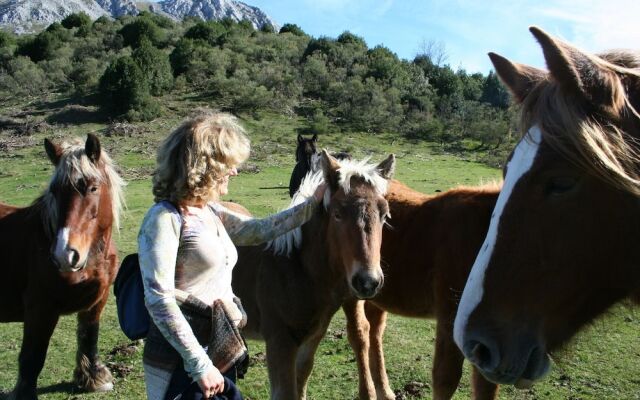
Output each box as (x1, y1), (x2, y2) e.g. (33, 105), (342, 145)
(0, 107), (639, 399)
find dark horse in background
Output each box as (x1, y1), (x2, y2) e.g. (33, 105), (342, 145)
(288, 134), (351, 197)
(234, 151), (395, 399)
(454, 27), (640, 389)
(288, 134), (317, 197)
(0, 134), (124, 399)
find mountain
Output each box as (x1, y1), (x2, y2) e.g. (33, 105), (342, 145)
(0, 0), (278, 33)
(151, 0), (278, 30)
(0, 0), (108, 33)
(95, 0), (139, 17)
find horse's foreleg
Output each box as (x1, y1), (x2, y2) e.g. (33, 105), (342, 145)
(295, 321), (331, 400)
(266, 331), (299, 400)
(365, 302), (395, 400)
(471, 366), (499, 400)
(13, 308), (59, 400)
(343, 299), (376, 399)
(73, 293), (113, 392)
(431, 320), (464, 400)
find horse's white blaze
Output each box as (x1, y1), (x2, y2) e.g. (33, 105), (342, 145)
(453, 126), (542, 350)
(53, 227), (71, 265)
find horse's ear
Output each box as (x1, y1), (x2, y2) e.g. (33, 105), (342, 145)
(85, 133), (101, 164)
(311, 134), (318, 142)
(376, 154), (396, 180)
(297, 134), (303, 144)
(319, 149), (340, 191)
(488, 52), (546, 103)
(44, 138), (62, 165)
(530, 26), (615, 107)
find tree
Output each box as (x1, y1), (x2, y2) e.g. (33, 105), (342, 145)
(416, 38), (448, 67)
(119, 18), (162, 48)
(0, 30), (15, 48)
(279, 23), (306, 37)
(61, 12), (92, 29)
(99, 55), (159, 119)
(132, 38), (173, 96)
(16, 31), (62, 62)
(184, 21), (226, 46)
(480, 71), (510, 109)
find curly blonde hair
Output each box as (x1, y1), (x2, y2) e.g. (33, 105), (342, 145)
(152, 111), (250, 204)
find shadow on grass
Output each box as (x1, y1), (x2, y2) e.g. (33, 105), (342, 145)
(37, 381), (81, 396)
(0, 382), (84, 398)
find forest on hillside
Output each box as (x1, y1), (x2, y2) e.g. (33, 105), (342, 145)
(0, 12), (516, 162)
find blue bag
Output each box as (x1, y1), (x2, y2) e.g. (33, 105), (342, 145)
(113, 253), (150, 340)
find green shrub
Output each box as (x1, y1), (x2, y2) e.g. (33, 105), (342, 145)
(184, 21), (226, 46)
(99, 55), (156, 118)
(119, 18), (162, 48)
(16, 31), (62, 62)
(132, 38), (173, 96)
(279, 23), (306, 36)
(61, 12), (92, 29)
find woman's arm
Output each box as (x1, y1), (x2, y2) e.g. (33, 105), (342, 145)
(137, 204), (213, 381)
(213, 190), (323, 246)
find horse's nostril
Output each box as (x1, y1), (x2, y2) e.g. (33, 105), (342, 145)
(69, 248), (80, 267)
(351, 274), (380, 298)
(465, 337), (500, 372)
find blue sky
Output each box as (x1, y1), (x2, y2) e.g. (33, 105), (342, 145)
(155, 0), (640, 74)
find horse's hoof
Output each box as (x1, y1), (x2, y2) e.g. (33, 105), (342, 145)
(94, 381), (114, 392)
(73, 356), (114, 392)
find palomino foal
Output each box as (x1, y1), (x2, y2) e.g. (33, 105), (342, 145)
(233, 150), (395, 400)
(455, 27), (640, 389)
(344, 179), (501, 400)
(0, 135), (124, 399)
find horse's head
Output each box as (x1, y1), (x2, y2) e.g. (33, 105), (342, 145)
(296, 134), (318, 167)
(320, 150), (394, 299)
(43, 134), (124, 273)
(269, 150), (394, 299)
(454, 27), (640, 388)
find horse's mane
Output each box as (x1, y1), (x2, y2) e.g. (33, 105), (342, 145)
(267, 157), (389, 257)
(33, 138), (125, 239)
(521, 49), (640, 196)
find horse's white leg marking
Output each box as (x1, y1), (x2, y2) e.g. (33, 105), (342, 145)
(453, 126), (542, 349)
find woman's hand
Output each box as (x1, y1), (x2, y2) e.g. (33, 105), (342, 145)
(313, 182), (327, 204)
(197, 366), (224, 398)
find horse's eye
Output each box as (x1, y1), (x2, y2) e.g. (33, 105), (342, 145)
(333, 209), (342, 221)
(545, 176), (578, 195)
(90, 186), (98, 193)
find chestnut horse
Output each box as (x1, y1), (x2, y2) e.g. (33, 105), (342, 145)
(233, 151), (395, 399)
(454, 27), (640, 388)
(343, 179), (501, 400)
(0, 134), (124, 399)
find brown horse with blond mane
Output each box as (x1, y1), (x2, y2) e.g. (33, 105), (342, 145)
(343, 179), (501, 400)
(0, 134), (124, 399)
(454, 27), (640, 389)
(232, 150), (395, 400)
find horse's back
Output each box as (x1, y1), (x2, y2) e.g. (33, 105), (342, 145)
(373, 180), (499, 316)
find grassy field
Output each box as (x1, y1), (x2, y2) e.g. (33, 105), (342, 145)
(0, 99), (639, 399)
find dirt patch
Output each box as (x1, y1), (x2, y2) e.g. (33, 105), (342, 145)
(0, 135), (37, 151)
(104, 122), (149, 137)
(46, 105), (106, 125)
(394, 381), (429, 399)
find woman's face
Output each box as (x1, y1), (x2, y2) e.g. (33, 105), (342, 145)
(217, 166), (238, 196)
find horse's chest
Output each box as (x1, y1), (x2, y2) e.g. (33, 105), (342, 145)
(35, 269), (107, 313)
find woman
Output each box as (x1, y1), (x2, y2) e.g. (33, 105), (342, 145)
(137, 112), (325, 399)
